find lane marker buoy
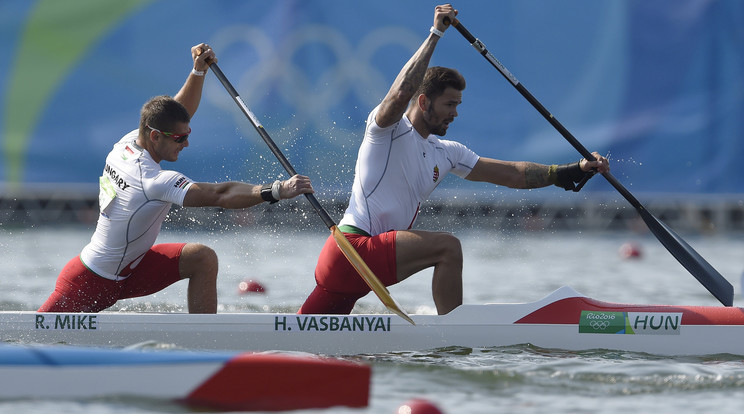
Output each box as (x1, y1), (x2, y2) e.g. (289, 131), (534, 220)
(619, 242), (642, 259)
(397, 398), (444, 414)
(238, 279), (266, 294)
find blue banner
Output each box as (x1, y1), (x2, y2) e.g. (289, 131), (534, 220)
(1, 0), (743, 196)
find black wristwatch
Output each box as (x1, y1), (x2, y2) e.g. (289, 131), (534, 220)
(260, 182), (279, 204)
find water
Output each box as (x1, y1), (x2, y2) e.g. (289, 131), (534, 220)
(1, 224), (744, 413)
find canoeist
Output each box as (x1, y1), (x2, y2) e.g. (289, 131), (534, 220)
(38, 44), (314, 314)
(298, 4), (610, 315)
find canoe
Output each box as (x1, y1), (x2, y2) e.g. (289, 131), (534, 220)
(0, 344), (370, 410)
(2, 286), (743, 356)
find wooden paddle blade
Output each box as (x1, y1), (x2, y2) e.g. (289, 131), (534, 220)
(330, 226), (415, 325)
(637, 208), (734, 306)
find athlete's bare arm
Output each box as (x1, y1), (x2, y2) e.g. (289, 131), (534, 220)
(375, 5), (457, 128)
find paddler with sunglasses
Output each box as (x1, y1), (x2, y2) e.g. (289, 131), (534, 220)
(39, 44), (314, 313)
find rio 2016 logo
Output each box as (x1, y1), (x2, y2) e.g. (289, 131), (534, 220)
(579, 311), (682, 335)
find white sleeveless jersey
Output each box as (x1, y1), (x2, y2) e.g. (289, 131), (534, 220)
(80, 130), (193, 280)
(340, 106), (480, 236)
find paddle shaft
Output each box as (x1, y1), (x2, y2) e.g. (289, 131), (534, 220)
(206, 61), (415, 323)
(207, 64), (335, 228)
(449, 19), (734, 306)
(449, 21), (642, 205)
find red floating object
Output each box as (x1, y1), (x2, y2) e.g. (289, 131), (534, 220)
(397, 398), (444, 414)
(238, 279), (266, 294)
(619, 242), (642, 259)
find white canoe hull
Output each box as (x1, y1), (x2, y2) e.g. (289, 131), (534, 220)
(3, 287), (744, 356)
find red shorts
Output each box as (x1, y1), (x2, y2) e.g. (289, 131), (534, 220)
(298, 231), (397, 314)
(38, 243), (186, 313)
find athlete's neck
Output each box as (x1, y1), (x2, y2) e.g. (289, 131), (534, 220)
(135, 136), (147, 150)
(406, 108), (431, 139)
(134, 136), (161, 163)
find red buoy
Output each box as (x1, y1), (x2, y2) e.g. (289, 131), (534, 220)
(397, 398), (444, 414)
(238, 280), (266, 294)
(619, 242), (642, 259)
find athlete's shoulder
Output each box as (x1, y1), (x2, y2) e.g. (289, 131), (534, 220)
(108, 130), (145, 163)
(113, 129), (139, 147)
(366, 104), (408, 135)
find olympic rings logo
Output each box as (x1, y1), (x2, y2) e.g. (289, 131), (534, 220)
(589, 320), (610, 330)
(205, 24), (421, 145)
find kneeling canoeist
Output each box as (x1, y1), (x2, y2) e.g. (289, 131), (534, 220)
(298, 4), (610, 316)
(38, 44), (314, 313)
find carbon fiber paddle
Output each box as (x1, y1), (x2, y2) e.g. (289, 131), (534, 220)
(447, 17), (733, 306)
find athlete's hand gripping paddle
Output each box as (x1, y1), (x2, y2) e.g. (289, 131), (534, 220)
(200, 51), (415, 324)
(446, 17), (733, 306)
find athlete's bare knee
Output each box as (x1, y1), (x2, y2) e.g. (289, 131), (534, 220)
(435, 232), (463, 263)
(180, 243), (218, 280)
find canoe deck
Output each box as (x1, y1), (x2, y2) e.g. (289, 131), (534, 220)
(2, 286), (744, 356)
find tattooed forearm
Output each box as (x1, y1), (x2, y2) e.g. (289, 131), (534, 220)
(524, 163), (553, 188)
(377, 35), (439, 127)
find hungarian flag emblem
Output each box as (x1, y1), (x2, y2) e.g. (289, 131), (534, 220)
(432, 165), (439, 182)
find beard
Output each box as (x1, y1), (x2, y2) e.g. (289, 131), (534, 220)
(423, 106), (449, 136)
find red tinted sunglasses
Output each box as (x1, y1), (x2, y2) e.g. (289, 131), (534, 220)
(147, 125), (191, 143)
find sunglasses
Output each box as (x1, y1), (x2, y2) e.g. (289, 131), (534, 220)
(147, 125), (191, 143)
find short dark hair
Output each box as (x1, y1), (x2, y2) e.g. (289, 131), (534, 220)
(139, 95), (191, 137)
(414, 66), (466, 102)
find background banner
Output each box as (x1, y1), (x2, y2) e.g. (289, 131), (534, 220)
(2, 0), (743, 198)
